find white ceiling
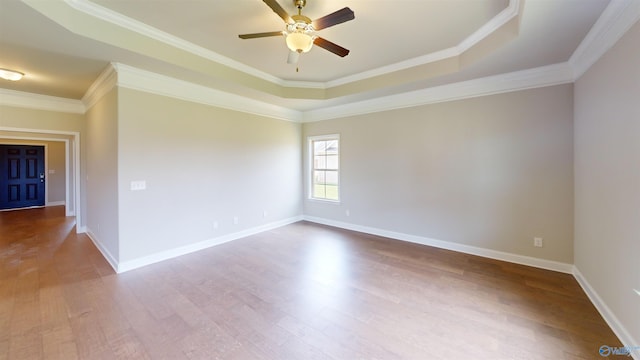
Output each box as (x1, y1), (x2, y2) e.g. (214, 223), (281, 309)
(0, 0), (621, 113)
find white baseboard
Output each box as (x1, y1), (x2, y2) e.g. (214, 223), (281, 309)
(116, 215), (304, 273)
(46, 201), (65, 207)
(573, 267), (640, 360)
(303, 215), (574, 274)
(85, 228), (119, 273)
(81, 212), (635, 357)
(303, 216), (639, 357)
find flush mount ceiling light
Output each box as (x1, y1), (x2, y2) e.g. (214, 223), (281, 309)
(0, 68), (24, 81)
(239, 0), (354, 68)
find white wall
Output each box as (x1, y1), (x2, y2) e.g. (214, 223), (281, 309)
(85, 88), (120, 264)
(574, 20), (640, 348)
(304, 84), (575, 264)
(116, 88), (302, 263)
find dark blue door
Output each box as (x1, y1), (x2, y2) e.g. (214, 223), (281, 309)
(0, 145), (45, 210)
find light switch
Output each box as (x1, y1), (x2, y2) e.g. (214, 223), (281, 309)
(48, 169), (56, 174)
(130, 180), (146, 191)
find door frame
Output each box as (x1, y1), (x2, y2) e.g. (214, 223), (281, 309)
(0, 127), (82, 233)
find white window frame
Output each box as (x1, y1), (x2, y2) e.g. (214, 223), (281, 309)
(308, 134), (340, 203)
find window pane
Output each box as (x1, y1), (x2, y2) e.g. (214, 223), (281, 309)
(313, 183), (326, 198)
(314, 155), (326, 169)
(325, 185), (339, 200)
(326, 155), (338, 170)
(325, 170), (338, 185)
(313, 170), (326, 185)
(326, 140), (338, 154)
(310, 136), (339, 201)
(314, 141), (327, 155)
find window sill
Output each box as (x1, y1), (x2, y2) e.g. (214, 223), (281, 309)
(307, 197), (341, 205)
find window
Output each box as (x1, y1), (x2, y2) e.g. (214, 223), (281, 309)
(309, 135), (339, 201)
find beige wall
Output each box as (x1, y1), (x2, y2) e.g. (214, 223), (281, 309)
(116, 88), (303, 262)
(47, 141), (66, 203)
(304, 84), (574, 264)
(0, 105), (84, 132)
(85, 88), (120, 263)
(0, 139), (66, 204)
(574, 21), (640, 346)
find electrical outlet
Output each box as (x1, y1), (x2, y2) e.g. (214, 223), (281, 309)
(263, 210), (268, 218)
(233, 216), (239, 225)
(213, 221), (218, 229)
(534, 237), (543, 248)
(345, 209), (350, 217)
(130, 180), (146, 191)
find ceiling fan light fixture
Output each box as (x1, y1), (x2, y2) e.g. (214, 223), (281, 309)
(0, 68), (24, 81)
(286, 32), (313, 53)
(285, 21), (315, 53)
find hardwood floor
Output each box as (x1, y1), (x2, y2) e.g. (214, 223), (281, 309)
(1, 206), (621, 359)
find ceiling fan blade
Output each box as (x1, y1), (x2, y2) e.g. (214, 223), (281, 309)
(287, 51), (300, 64)
(262, 0), (292, 23)
(313, 7), (355, 30)
(314, 37), (350, 57)
(238, 31), (283, 39)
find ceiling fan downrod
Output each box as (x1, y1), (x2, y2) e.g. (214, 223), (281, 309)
(294, 0), (306, 12)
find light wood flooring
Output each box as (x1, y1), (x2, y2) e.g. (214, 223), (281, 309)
(1, 206), (621, 359)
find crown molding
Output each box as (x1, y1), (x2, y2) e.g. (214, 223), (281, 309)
(82, 63), (117, 110)
(324, 0), (521, 88)
(302, 62), (574, 122)
(0, 88), (85, 114)
(457, 0), (521, 53)
(65, 0), (519, 91)
(6, 0), (633, 122)
(112, 63), (303, 122)
(100, 61), (573, 123)
(569, 0), (640, 79)
(65, 0), (281, 85)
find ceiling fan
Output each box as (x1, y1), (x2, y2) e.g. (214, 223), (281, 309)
(239, 0), (355, 67)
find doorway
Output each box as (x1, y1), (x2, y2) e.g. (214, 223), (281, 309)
(0, 127), (82, 232)
(0, 145), (46, 210)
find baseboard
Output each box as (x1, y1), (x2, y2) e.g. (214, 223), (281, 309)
(116, 215), (304, 273)
(0, 205), (44, 212)
(81, 212), (636, 357)
(46, 201), (65, 207)
(573, 267), (640, 360)
(303, 216), (574, 274)
(85, 228), (119, 273)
